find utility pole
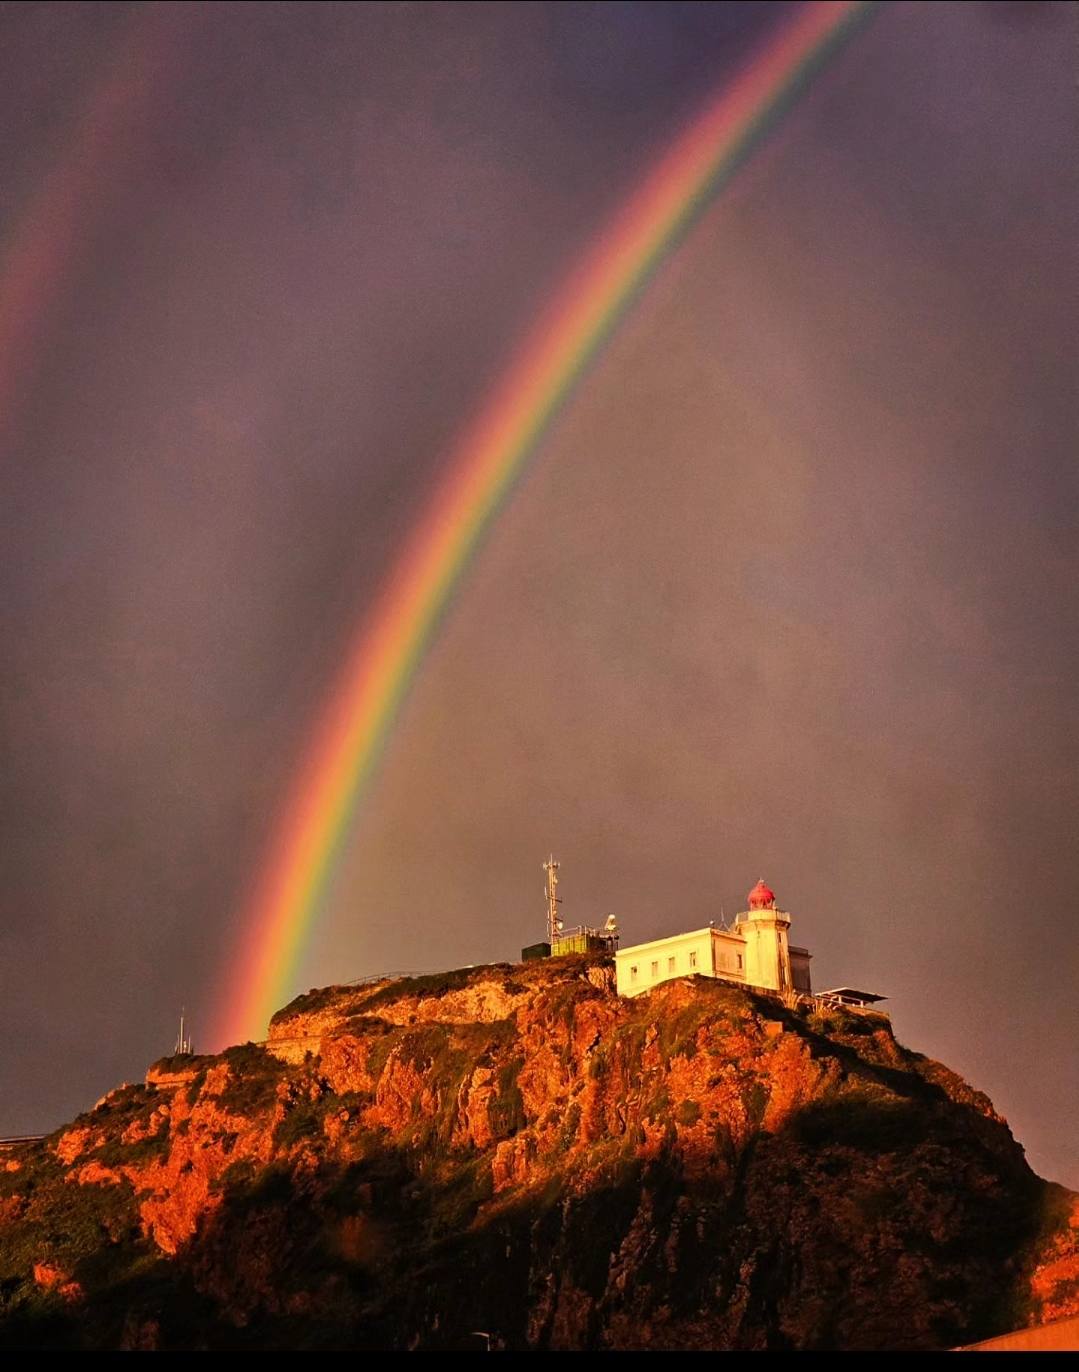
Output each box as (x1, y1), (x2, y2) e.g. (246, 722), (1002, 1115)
(543, 854), (562, 947)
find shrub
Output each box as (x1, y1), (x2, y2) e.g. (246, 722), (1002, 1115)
(186, 1069), (208, 1107)
(210, 1158), (257, 1194)
(269, 985), (356, 1026)
(741, 1081), (769, 1128)
(94, 1126), (169, 1168)
(488, 1059), (526, 1140)
(657, 1005), (704, 1062)
(147, 1053), (215, 1077)
(791, 1092), (930, 1152)
(273, 1100), (328, 1151)
(215, 1044), (283, 1117)
(675, 1099), (702, 1127)
(559, 1101), (583, 1150)
(361, 965), (493, 1013)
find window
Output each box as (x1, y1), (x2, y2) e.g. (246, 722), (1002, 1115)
(630, 965), (638, 983)
(689, 950), (697, 969)
(737, 954), (743, 970)
(668, 956), (676, 973)
(650, 960), (659, 978)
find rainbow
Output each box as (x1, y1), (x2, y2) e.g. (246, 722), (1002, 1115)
(215, 0), (874, 1045)
(0, 8), (188, 444)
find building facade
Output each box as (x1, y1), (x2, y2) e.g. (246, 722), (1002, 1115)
(614, 879), (813, 999)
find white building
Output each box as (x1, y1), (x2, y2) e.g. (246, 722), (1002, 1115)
(615, 879), (813, 999)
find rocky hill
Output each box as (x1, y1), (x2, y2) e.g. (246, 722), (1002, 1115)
(1, 956), (1076, 1350)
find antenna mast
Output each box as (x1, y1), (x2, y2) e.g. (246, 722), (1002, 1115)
(174, 1007), (192, 1057)
(542, 854), (562, 947)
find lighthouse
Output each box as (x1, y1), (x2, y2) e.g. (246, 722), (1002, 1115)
(614, 877), (813, 999)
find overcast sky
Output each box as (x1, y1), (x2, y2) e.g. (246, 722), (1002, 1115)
(1, 2), (1075, 1187)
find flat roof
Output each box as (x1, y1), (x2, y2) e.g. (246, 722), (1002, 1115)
(615, 926), (743, 958)
(820, 987), (887, 1003)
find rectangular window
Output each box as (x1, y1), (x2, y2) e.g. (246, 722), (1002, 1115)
(689, 950), (697, 969)
(630, 965), (638, 983)
(650, 960), (659, 978)
(737, 954), (743, 970)
(668, 956), (676, 973)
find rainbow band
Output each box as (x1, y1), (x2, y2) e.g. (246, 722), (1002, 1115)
(0, 9), (187, 442)
(216, 0), (875, 1046)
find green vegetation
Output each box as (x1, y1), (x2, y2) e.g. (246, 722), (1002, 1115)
(53, 1084), (173, 1170)
(186, 1069), (208, 1107)
(559, 1101), (582, 1151)
(424, 1156), (495, 1238)
(674, 1099), (701, 1127)
(397, 1023), (451, 1073)
(656, 1003), (705, 1062)
(210, 1158), (257, 1195)
(74, 1083), (155, 1130)
(741, 1080), (769, 1129)
(339, 1013), (394, 1040)
(0, 1140), (147, 1340)
(273, 1097), (331, 1151)
(0, 960), (1062, 1351)
(361, 965), (503, 1012)
(147, 1054), (215, 1077)
(365, 1029), (398, 1082)
(790, 1090), (931, 1153)
(488, 1059), (526, 1140)
(214, 1044), (284, 1117)
(643, 1087), (671, 1125)
(93, 1126), (169, 1169)
(535, 976), (598, 1037)
(269, 984), (359, 1027)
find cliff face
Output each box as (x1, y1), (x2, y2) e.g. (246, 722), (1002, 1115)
(1, 957), (1075, 1350)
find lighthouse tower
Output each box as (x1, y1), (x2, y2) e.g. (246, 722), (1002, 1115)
(738, 879), (794, 994)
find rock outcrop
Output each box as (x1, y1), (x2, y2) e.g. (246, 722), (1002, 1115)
(0, 957), (1075, 1350)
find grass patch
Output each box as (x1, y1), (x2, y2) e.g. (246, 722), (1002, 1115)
(147, 1053), (215, 1077)
(361, 965), (498, 1013)
(790, 1091), (931, 1152)
(76, 1083), (155, 1130)
(488, 1059), (526, 1141)
(269, 985), (357, 1027)
(93, 1128), (169, 1169)
(0, 1150), (144, 1330)
(559, 1101), (582, 1150)
(741, 1080), (769, 1129)
(209, 1157), (257, 1195)
(338, 1013), (395, 1040)
(675, 1099), (701, 1127)
(365, 1031), (399, 1082)
(657, 1003), (705, 1063)
(425, 1155), (495, 1237)
(214, 1044), (284, 1117)
(643, 1089), (671, 1125)
(186, 1068), (209, 1107)
(273, 1098), (331, 1151)
(62, 1085), (172, 1170)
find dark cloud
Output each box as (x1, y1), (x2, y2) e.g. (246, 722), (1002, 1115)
(0, 2), (1074, 1188)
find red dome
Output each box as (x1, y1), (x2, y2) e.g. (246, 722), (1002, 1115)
(747, 878), (775, 910)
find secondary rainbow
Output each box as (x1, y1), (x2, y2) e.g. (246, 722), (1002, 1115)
(216, 1), (874, 1046)
(0, 8), (189, 444)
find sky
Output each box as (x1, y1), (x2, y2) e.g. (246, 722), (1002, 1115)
(1, 2), (1075, 1187)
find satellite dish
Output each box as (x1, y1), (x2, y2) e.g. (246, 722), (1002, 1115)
(556, 919), (564, 932)
(604, 913), (618, 932)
